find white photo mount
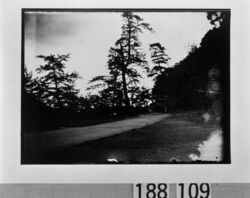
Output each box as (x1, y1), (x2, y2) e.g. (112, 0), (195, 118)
(0, 0), (250, 184)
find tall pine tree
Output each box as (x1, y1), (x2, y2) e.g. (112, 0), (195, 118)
(36, 54), (80, 109)
(149, 42), (170, 78)
(114, 12), (154, 107)
(88, 12), (154, 109)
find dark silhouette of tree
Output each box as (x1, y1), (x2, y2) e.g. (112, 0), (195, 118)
(24, 65), (35, 93)
(87, 73), (123, 109)
(130, 86), (151, 107)
(24, 66), (48, 102)
(35, 54), (80, 109)
(88, 13), (153, 109)
(77, 95), (92, 112)
(149, 42), (170, 78)
(86, 46), (124, 109)
(113, 12), (154, 107)
(207, 11), (229, 28)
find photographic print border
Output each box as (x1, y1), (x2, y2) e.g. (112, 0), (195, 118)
(21, 8), (231, 165)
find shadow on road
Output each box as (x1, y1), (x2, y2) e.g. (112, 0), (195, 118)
(22, 112), (223, 164)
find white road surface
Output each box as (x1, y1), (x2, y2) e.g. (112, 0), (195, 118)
(24, 114), (168, 150)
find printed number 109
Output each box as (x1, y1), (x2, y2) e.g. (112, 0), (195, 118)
(177, 183), (211, 198)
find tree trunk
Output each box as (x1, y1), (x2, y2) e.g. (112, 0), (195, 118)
(119, 42), (131, 108)
(53, 67), (61, 108)
(121, 70), (130, 108)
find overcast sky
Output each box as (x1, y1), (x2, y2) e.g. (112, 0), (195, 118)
(25, 11), (212, 95)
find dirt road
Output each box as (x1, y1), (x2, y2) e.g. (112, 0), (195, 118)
(23, 114), (168, 151)
(22, 113), (223, 164)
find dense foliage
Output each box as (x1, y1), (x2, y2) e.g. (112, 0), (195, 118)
(88, 12), (153, 109)
(152, 11), (230, 114)
(24, 54), (80, 109)
(148, 42), (170, 78)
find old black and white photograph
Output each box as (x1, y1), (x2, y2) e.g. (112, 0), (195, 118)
(21, 9), (230, 164)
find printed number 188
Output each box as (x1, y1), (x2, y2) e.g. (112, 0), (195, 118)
(135, 183), (169, 198)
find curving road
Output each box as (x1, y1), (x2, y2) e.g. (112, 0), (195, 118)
(22, 113), (223, 164)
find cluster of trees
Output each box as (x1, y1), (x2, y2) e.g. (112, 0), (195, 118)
(88, 12), (154, 110)
(23, 11), (230, 132)
(87, 13), (171, 111)
(24, 12), (171, 124)
(153, 11), (230, 114)
(24, 54), (80, 110)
